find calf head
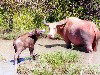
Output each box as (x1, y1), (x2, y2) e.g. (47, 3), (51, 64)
(29, 29), (45, 38)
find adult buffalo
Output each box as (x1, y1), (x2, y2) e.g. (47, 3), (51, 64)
(44, 17), (100, 52)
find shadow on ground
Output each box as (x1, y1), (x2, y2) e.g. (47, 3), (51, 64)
(45, 44), (66, 48)
(44, 44), (87, 53)
(10, 54), (39, 65)
(72, 45), (87, 52)
(10, 58), (25, 65)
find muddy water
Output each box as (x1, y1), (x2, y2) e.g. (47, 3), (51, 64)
(0, 61), (15, 75)
(0, 40), (16, 75)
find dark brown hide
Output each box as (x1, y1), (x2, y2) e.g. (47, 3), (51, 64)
(13, 29), (44, 64)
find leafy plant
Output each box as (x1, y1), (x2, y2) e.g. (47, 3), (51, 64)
(40, 51), (79, 68)
(32, 69), (53, 75)
(17, 50), (100, 75)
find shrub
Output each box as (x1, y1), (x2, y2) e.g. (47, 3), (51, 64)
(17, 50), (100, 75)
(13, 8), (34, 31)
(17, 65), (30, 75)
(32, 69), (53, 75)
(0, 54), (5, 61)
(1, 33), (16, 40)
(40, 51), (79, 68)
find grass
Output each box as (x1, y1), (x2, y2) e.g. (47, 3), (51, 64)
(17, 50), (82, 75)
(17, 50), (100, 75)
(83, 65), (100, 75)
(17, 65), (30, 75)
(0, 33), (17, 40)
(0, 30), (31, 40)
(0, 54), (6, 61)
(0, 29), (47, 40)
(33, 69), (53, 75)
(39, 51), (79, 68)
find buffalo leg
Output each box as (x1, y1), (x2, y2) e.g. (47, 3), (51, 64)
(92, 38), (98, 52)
(85, 42), (93, 53)
(66, 42), (72, 49)
(63, 35), (72, 49)
(92, 42), (96, 52)
(64, 40), (72, 49)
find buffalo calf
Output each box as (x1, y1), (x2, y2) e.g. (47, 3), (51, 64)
(13, 29), (45, 64)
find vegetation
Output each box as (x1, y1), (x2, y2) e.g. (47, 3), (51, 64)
(17, 50), (100, 75)
(0, 1), (99, 74)
(0, 0), (99, 40)
(0, 54), (6, 61)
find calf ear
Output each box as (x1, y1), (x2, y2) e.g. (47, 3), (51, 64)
(39, 29), (45, 34)
(34, 29), (36, 32)
(34, 29), (38, 34)
(29, 32), (34, 37)
(41, 29), (45, 32)
(29, 30), (36, 37)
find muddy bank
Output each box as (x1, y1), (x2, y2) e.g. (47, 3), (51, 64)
(0, 38), (100, 75)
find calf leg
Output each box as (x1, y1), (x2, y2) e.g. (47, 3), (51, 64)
(14, 47), (24, 65)
(14, 50), (21, 65)
(29, 47), (35, 60)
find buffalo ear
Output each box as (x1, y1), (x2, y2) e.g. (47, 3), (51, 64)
(60, 25), (65, 29)
(45, 23), (50, 26)
(56, 25), (65, 30)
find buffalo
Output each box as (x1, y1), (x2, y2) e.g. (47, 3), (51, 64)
(44, 17), (100, 53)
(13, 29), (45, 64)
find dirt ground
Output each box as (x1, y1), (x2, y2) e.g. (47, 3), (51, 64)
(0, 38), (100, 75)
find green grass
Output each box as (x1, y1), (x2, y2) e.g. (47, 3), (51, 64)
(33, 69), (53, 75)
(0, 54), (6, 61)
(17, 65), (30, 75)
(17, 50), (100, 75)
(17, 50), (81, 75)
(0, 30), (31, 40)
(40, 51), (79, 68)
(0, 33), (16, 40)
(0, 29), (47, 40)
